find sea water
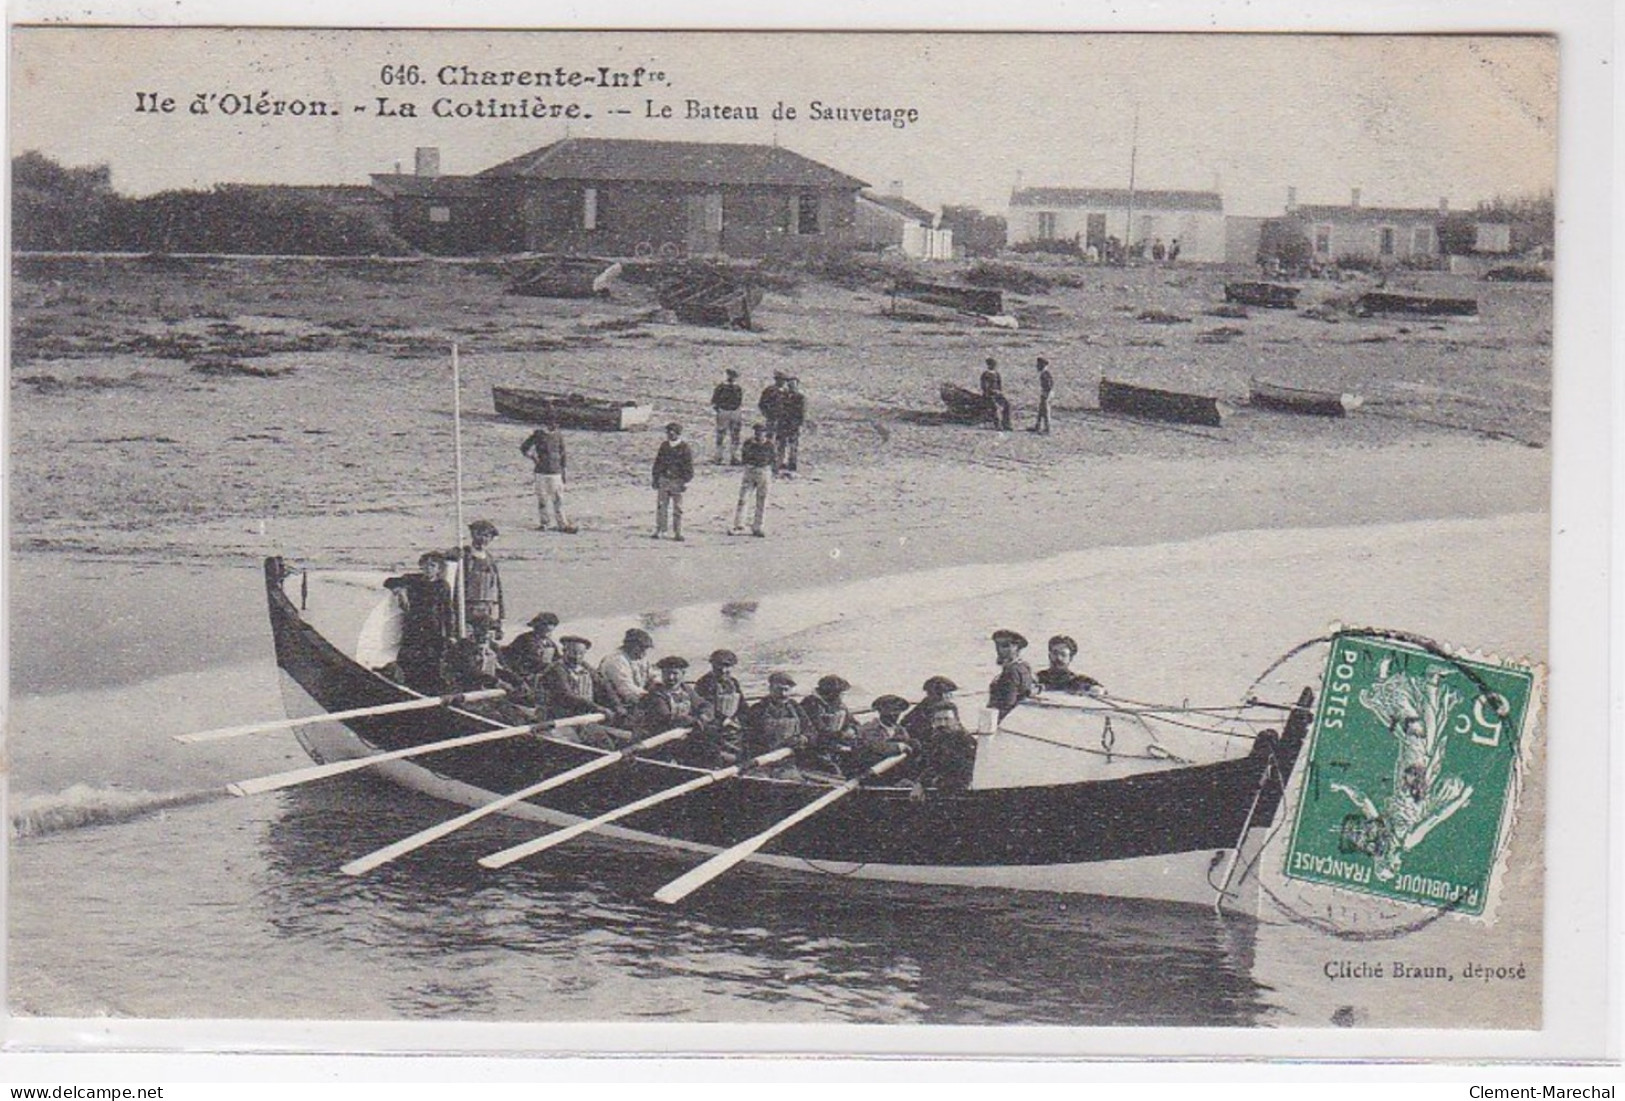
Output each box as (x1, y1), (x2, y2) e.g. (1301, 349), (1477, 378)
(7, 513), (1547, 1032)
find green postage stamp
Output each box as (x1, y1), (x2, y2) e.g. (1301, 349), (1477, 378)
(1283, 631), (1541, 917)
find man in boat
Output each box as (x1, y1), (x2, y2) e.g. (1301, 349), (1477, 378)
(901, 677), (976, 793)
(650, 422), (695, 542)
(741, 671), (812, 763)
(800, 674), (859, 775)
(980, 357), (1012, 431)
(987, 629), (1037, 720)
(1029, 356), (1054, 435)
(1036, 634), (1105, 696)
(499, 611), (562, 709)
(382, 551), (455, 693)
(777, 376), (806, 475)
(445, 632), (503, 692)
(450, 520), (504, 641)
(519, 411), (578, 534)
(730, 422), (775, 537)
(598, 627), (654, 723)
(710, 367), (744, 465)
(635, 655), (703, 737)
(848, 694), (917, 775)
(689, 648), (745, 766)
(540, 635), (604, 719)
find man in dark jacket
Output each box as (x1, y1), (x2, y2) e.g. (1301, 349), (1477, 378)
(758, 370), (789, 441)
(730, 422), (775, 537)
(980, 357), (1012, 431)
(650, 422), (695, 541)
(499, 611), (561, 709)
(777, 376), (807, 473)
(382, 551), (455, 693)
(519, 413), (577, 533)
(689, 649), (745, 765)
(540, 635), (603, 721)
(1037, 634), (1104, 695)
(800, 673), (858, 774)
(987, 628), (1037, 720)
(1030, 357), (1054, 435)
(710, 367), (744, 465)
(741, 671), (811, 760)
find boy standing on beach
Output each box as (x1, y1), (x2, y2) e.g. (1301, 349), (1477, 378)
(651, 422), (694, 541)
(520, 411), (577, 533)
(710, 367), (744, 464)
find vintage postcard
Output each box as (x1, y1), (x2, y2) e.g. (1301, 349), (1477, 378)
(3, 18), (1608, 1061)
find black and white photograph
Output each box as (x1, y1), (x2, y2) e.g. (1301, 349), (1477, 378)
(3, 11), (1613, 1066)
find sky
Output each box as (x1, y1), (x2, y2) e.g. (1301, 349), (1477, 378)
(9, 29), (1557, 216)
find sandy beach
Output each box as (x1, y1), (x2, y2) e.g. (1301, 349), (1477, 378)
(10, 255), (1550, 624)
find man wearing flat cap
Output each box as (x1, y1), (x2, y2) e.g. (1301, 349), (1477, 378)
(650, 422), (694, 541)
(758, 371), (789, 447)
(636, 655), (703, 738)
(1037, 634), (1104, 696)
(541, 635), (604, 723)
(598, 627), (654, 721)
(686, 649), (745, 766)
(776, 376), (807, 474)
(498, 611), (562, 711)
(902, 676), (976, 792)
(710, 367), (744, 465)
(980, 356), (1012, 432)
(1030, 357), (1054, 435)
(801, 673), (858, 774)
(449, 520), (504, 642)
(988, 629), (1037, 720)
(382, 551), (455, 693)
(849, 694), (918, 776)
(741, 671), (811, 761)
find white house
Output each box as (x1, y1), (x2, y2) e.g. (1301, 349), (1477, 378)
(856, 191), (953, 260)
(1006, 187), (1226, 262)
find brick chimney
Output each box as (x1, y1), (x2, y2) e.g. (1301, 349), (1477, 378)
(415, 147), (441, 178)
(1350, 187), (1361, 209)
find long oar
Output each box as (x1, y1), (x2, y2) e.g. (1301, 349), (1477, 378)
(653, 753), (908, 905)
(174, 688), (509, 744)
(478, 746), (794, 869)
(339, 726), (691, 876)
(226, 712), (605, 797)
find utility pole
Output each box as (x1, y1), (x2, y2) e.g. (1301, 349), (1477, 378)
(1123, 104), (1139, 265)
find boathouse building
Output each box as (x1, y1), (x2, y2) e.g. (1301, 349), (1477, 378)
(370, 138), (868, 258)
(1005, 186), (1227, 263)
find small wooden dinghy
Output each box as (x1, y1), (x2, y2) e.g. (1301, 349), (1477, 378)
(1098, 378), (1224, 428)
(1356, 291), (1478, 318)
(493, 386), (653, 431)
(891, 279), (1005, 318)
(509, 256), (622, 298)
(1224, 281), (1300, 309)
(1248, 378), (1362, 418)
(939, 382), (991, 423)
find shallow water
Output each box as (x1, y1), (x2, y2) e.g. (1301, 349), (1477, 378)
(7, 515), (1547, 1030)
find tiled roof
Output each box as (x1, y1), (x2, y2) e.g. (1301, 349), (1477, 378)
(1010, 187), (1223, 212)
(478, 138), (868, 190)
(1292, 204), (1442, 223)
(370, 174), (489, 199)
(860, 191), (935, 225)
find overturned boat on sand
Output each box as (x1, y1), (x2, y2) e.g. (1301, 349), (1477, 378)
(258, 557), (1313, 911)
(493, 386), (653, 431)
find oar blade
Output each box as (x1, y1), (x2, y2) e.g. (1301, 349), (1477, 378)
(652, 754), (906, 906)
(338, 727), (689, 876)
(175, 688), (507, 744)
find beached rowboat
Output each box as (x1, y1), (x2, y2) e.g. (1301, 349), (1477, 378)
(939, 382), (991, 423)
(1098, 379), (1225, 428)
(508, 256), (623, 299)
(492, 386), (653, 431)
(1248, 378), (1362, 418)
(1224, 282), (1300, 309)
(1355, 291), (1478, 318)
(262, 557), (1313, 910)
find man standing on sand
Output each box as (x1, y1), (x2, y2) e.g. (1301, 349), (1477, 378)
(650, 421), (694, 541)
(980, 357), (1012, 431)
(519, 411), (577, 533)
(777, 376), (807, 474)
(710, 367), (744, 465)
(730, 422), (775, 537)
(1030, 356), (1054, 434)
(759, 371), (789, 449)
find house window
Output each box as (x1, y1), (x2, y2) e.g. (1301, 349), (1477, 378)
(1378, 226), (1396, 256)
(795, 193), (821, 235)
(1036, 211), (1058, 240)
(428, 206), (451, 224)
(1314, 225), (1332, 255)
(1412, 226), (1433, 254)
(583, 187), (598, 231)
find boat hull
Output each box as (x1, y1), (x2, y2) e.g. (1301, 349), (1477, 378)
(939, 382), (991, 423)
(264, 558), (1310, 907)
(1099, 379), (1224, 428)
(1248, 378), (1355, 418)
(492, 386), (652, 431)
(1224, 281), (1300, 309)
(1356, 291), (1478, 318)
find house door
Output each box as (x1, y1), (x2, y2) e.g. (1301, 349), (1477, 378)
(1085, 213), (1107, 252)
(685, 191), (723, 255)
